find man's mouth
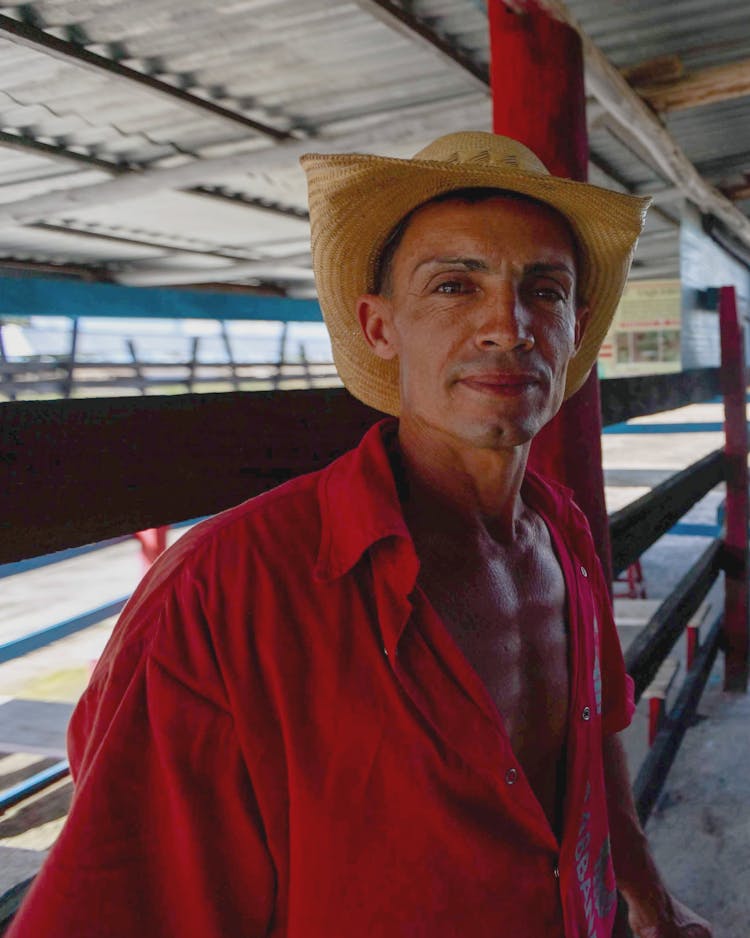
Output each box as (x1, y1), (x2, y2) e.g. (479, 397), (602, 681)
(458, 372), (541, 396)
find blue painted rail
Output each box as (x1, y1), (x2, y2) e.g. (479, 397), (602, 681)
(0, 760), (70, 815)
(0, 598), (129, 665)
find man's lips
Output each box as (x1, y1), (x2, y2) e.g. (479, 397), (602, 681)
(458, 372), (541, 395)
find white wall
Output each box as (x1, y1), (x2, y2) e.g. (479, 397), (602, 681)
(680, 203), (750, 368)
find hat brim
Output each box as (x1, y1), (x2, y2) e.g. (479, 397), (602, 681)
(302, 151), (650, 415)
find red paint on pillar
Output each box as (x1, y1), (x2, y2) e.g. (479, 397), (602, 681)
(488, 0), (612, 585)
(135, 526), (168, 572)
(648, 697), (663, 748)
(719, 285), (749, 691)
(686, 626), (698, 672)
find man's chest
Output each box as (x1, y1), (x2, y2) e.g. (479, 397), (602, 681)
(416, 533), (570, 824)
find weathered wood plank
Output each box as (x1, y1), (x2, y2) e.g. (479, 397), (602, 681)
(609, 449), (725, 575)
(0, 388), (381, 564)
(599, 368), (720, 428)
(633, 616), (722, 825)
(0, 367), (726, 565)
(623, 538), (724, 701)
(634, 59), (750, 114)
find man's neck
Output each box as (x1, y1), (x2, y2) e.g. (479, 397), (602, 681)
(393, 419), (531, 549)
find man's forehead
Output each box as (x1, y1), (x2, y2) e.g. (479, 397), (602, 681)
(399, 193), (578, 260)
(409, 190), (575, 237)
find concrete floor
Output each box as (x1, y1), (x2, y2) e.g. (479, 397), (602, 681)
(0, 399), (748, 934)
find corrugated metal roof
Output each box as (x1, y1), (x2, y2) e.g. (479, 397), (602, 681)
(0, 0), (744, 288)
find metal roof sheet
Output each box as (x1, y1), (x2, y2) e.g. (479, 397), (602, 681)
(0, 0), (743, 289)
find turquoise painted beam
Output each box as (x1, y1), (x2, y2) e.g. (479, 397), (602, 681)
(0, 273), (323, 322)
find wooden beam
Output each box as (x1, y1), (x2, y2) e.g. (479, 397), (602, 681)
(634, 59), (750, 114)
(621, 55), (684, 88)
(516, 1), (750, 252)
(114, 262), (315, 288)
(623, 538), (723, 698)
(0, 389), (381, 564)
(608, 448), (725, 576)
(599, 367), (721, 427)
(633, 616), (722, 825)
(0, 370), (723, 565)
(723, 182), (750, 203)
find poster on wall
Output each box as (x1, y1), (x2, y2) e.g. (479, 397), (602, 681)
(598, 279), (681, 378)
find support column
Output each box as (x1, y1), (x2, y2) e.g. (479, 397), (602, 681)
(488, 0), (612, 584)
(719, 285), (749, 692)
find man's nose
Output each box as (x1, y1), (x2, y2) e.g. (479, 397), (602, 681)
(474, 285), (534, 351)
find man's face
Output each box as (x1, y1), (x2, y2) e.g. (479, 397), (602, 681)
(358, 195), (586, 451)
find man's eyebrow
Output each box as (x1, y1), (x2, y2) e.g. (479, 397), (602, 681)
(413, 256), (489, 273)
(412, 257), (576, 278)
(525, 261), (575, 279)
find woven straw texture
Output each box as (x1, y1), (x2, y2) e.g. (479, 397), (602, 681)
(301, 132), (651, 416)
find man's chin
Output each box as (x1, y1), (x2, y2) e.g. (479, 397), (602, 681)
(448, 415), (543, 452)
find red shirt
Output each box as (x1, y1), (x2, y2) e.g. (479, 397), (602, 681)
(9, 420), (634, 938)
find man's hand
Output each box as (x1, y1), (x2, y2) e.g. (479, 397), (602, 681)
(602, 735), (713, 938)
(627, 892), (713, 938)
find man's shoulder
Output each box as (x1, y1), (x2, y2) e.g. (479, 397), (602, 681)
(147, 461), (331, 593)
(90, 457), (344, 676)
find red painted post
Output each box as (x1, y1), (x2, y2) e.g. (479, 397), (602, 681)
(648, 698), (663, 748)
(719, 285), (749, 692)
(135, 526), (168, 573)
(686, 625), (699, 671)
(488, 0), (612, 585)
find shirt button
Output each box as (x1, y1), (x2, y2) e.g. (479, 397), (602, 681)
(553, 864), (560, 880)
(582, 706), (591, 721)
(383, 646), (389, 657)
(580, 565), (588, 578)
(505, 768), (518, 785)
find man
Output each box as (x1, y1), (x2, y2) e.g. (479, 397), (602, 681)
(9, 132), (711, 938)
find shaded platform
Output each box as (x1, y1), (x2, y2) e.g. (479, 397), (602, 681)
(644, 668), (750, 938)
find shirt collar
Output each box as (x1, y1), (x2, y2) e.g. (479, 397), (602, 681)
(315, 418), (418, 586)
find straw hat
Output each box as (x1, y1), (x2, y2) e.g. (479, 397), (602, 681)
(301, 131), (650, 415)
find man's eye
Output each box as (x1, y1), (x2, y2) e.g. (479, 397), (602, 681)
(533, 287), (566, 302)
(435, 280), (471, 294)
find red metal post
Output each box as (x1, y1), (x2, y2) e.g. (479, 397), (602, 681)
(488, 0), (612, 585)
(647, 698), (663, 748)
(686, 625), (699, 671)
(135, 526), (168, 573)
(719, 285), (749, 691)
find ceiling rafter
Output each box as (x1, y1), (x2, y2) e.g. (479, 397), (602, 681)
(724, 183), (750, 203)
(113, 260), (315, 288)
(0, 12), (295, 143)
(33, 222), (264, 263)
(629, 58), (750, 114)
(0, 130), (309, 223)
(0, 128), (129, 173)
(350, 0), (489, 91)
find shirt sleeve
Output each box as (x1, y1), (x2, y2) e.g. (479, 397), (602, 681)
(6, 612), (276, 938)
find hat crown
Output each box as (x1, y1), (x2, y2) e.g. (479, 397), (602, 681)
(413, 131), (550, 177)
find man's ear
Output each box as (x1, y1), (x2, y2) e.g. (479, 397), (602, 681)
(357, 294), (399, 361)
(574, 303), (590, 351)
